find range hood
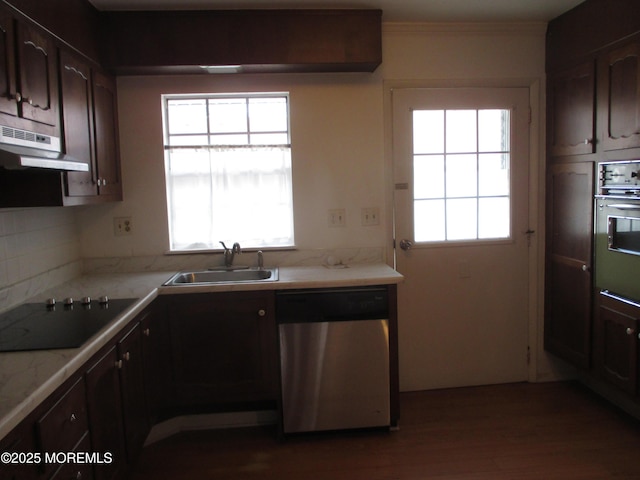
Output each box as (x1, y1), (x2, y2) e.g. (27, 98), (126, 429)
(0, 125), (89, 172)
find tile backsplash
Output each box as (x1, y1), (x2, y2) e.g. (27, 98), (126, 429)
(0, 208), (82, 311)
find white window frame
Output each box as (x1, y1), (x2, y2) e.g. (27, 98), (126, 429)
(162, 92), (295, 252)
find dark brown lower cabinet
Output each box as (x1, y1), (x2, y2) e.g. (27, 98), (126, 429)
(140, 301), (169, 423)
(166, 291), (278, 410)
(85, 346), (126, 480)
(544, 162), (594, 369)
(85, 307), (158, 480)
(594, 291), (639, 397)
(0, 421), (37, 480)
(36, 377), (89, 479)
(117, 322), (150, 462)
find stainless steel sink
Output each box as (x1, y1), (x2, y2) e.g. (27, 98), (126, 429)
(163, 267), (278, 286)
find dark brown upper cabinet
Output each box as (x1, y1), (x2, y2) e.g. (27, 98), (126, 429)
(0, 7), (59, 135)
(60, 48), (123, 204)
(547, 60), (597, 158)
(0, 10), (17, 120)
(91, 70), (122, 200)
(60, 49), (96, 198)
(600, 36), (640, 151)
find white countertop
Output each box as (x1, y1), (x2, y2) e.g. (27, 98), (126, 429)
(157, 263), (403, 294)
(0, 264), (402, 439)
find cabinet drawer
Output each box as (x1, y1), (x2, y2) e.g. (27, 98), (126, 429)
(49, 433), (94, 480)
(37, 377), (89, 454)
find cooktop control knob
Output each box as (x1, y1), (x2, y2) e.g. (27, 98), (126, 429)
(81, 296), (91, 305)
(99, 296), (109, 305)
(46, 298), (56, 309)
(64, 297), (74, 306)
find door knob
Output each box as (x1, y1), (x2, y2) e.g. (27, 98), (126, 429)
(399, 239), (413, 251)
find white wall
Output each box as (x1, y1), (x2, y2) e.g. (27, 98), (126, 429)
(76, 74), (387, 258)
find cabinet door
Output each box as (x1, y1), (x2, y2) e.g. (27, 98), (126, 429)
(548, 61), (596, 157)
(0, 421), (37, 480)
(601, 40), (640, 151)
(140, 302), (169, 421)
(168, 291), (277, 408)
(544, 162), (594, 368)
(594, 292), (639, 396)
(60, 50), (97, 197)
(0, 10), (17, 118)
(92, 71), (122, 199)
(15, 21), (58, 127)
(117, 322), (150, 463)
(85, 346), (126, 480)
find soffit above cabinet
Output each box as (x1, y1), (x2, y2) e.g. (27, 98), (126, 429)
(546, 0), (640, 72)
(101, 9), (382, 74)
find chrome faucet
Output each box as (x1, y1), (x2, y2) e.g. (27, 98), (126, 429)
(220, 241), (241, 268)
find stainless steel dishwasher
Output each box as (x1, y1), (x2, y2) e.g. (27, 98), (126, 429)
(276, 286), (390, 434)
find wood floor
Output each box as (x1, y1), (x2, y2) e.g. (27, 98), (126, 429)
(130, 382), (640, 480)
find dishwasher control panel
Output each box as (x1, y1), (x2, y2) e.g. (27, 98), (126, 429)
(276, 286), (389, 323)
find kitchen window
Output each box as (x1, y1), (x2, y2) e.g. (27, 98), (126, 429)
(162, 93), (294, 251)
(412, 108), (511, 242)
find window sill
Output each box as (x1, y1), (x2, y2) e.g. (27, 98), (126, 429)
(165, 245), (297, 255)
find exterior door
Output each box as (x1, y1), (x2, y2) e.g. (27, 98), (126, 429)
(392, 87), (531, 391)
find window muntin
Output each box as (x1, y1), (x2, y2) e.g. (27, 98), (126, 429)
(163, 94), (294, 252)
(412, 109), (511, 243)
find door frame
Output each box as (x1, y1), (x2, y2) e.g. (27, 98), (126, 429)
(382, 78), (544, 383)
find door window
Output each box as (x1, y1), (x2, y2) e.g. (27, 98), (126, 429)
(413, 109), (511, 242)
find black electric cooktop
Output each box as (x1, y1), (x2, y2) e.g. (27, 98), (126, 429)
(0, 298), (136, 353)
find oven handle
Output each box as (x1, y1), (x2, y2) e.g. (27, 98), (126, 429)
(600, 290), (640, 309)
(605, 203), (640, 211)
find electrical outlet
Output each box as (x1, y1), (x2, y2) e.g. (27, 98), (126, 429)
(114, 217), (132, 236)
(328, 209), (346, 227)
(361, 207), (380, 226)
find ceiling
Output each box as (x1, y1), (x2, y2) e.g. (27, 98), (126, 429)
(87, 0), (585, 23)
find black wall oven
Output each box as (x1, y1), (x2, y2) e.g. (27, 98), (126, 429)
(595, 161), (640, 302)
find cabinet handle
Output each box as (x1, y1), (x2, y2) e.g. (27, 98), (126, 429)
(115, 359), (123, 369)
(582, 264), (590, 272)
(143, 328), (150, 337)
(626, 327), (635, 336)
(69, 413), (77, 423)
(75, 471), (82, 480)
(258, 309), (266, 317)
(123, 351), (130, 361)
(584, 138), (593, 145)
(12, 92), (22, 102)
